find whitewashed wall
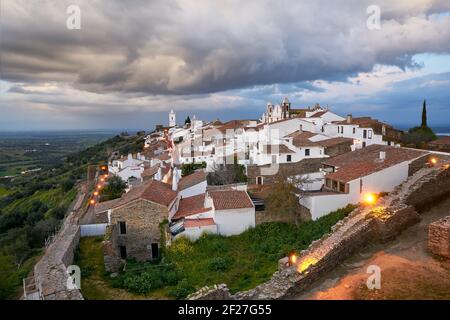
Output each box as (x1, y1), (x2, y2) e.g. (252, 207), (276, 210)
(214, 207), (255, 236)
(80, 223), (108, 237)
(180, 181), (207, 198)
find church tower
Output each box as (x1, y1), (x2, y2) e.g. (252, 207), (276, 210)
(281, 97), (291, 119)
(169, 109), (176, 127)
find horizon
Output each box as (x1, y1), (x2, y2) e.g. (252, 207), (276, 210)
(1, 1), (450, 130)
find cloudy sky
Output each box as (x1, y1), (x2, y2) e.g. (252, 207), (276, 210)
(1, 0), (450, 131)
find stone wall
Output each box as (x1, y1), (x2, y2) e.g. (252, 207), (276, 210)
(110, 199), (167, 261)
(103, 224), (123, 272)
(33, 212), (83, 300)
(428, 215), (450, 258)
(408, 154), (432, 176)
(189, 161), (450, 300)
(95, 210), (108, 224)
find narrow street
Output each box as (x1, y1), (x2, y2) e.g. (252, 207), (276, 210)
(296, 197), (450, 300)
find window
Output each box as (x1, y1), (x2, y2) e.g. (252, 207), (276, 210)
(362, 141), (366, 148)
(305, 149), (310, 156)
(119, 246), (127, 259)
(368, 130), (372, 139)
(286, 155), (292, 162)
(326, 178), (332, 188)
(257, 176), (263, 185)
(353, 127), (356, 134)
(360, 179), (363, 193)
(363, 130), (367, 139)
(340, 126), (344, 133)
(151, 243), (159, 260)
(119, 221), (127, 235)
(332, 180), (338, 191)
(339, 182), (346, 193)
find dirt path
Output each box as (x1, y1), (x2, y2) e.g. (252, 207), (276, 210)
(296, 197), (450, 300)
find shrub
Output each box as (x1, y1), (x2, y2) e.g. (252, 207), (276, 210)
(207, 257), (232, 271)
(118, 264), (180, 294)
(168, 279), (195, 300)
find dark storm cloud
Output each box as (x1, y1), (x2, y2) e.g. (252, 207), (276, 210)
(2, 0), (450, 95)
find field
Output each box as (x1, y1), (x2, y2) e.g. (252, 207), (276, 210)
(0, 131), (116, 177)
(75, 205), (356, 300)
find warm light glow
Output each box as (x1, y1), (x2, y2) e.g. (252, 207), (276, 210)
(297, 257), (318, 273)
(289, 253), (297, 265)
(363, 193), (377, 205)
(97, 184), (102, 189)
(89, 199), (95, 205)
(94, 191), (99, 196)
(100, 178), (105, 182)
(430, 157), (438, 165)
(104, 174), (108, 178)
(101, 166), (107, 170)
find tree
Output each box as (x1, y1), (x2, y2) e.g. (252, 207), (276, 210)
(421, 99), (427, 127)
(265, 175), (307, 225)
(184, 116), (191, 125)
(100, 175), (127, 202)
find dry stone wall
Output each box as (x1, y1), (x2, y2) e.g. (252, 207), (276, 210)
(190, 161), (450, 300)
(428, 216), (450, 258)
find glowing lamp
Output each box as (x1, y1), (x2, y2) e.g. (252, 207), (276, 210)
(297, 257), (317, 273)
(100, 178), (105, 182)
(97, 184), (102, 189)
(289, 253), (297, 265)
(89, 199), (95, 205)
(430, 157), (438, 165)
(101, 166), (107, 171)
(363, 193), (377, 205)
(94, 191), (99, 196)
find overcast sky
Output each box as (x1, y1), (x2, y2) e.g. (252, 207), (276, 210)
(1, 0), (450, 131)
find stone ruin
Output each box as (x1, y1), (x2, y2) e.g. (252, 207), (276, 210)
(189, 161), (450, 300)
(428, 215), (450, 258)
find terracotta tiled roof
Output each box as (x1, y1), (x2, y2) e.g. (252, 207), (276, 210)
(94, 198), (121, 214)
(141, 164), (160, 178)
(309, 110), (328, 118)
(172, 194), (211, 220)
(323, 145), (428, 183)
(261, 144), (295, 154)
(316, 137), (353, 147)
(209, 190), (254, 210)
(333, 117), (396, 135)
(179, 170), (207, 190)
(185, 218), (216, 228)
(112, 179), (177, 208)
(291, 132), (320, 148)
(285, 131), (315, 138)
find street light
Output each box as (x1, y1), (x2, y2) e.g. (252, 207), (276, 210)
(363, 193), (377, 205)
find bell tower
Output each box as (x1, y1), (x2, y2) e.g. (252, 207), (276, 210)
(169, 109), (176, 127)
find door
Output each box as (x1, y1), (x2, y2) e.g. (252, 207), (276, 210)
(151, 243), (159, 260)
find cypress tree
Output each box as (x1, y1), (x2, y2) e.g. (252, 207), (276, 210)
(421, 99), (427, 127)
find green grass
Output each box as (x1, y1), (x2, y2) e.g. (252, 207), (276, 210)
(0, 186), (9, 197)
(76, 205), (356, 299)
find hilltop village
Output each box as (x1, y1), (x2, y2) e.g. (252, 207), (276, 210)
(93, 98), (435, 265)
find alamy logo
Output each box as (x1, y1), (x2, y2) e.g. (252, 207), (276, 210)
(366, 5), (381, 30)
(66, 5), (81, 30)
(66, 265), (81, 290)
(366, 265), (381, 290)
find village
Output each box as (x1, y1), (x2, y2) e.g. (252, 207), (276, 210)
(88, 98), (439, 267)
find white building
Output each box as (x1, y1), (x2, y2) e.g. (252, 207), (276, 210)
(109, 153), (150, 183)
(299, 145), (429, 220)
(169, 109), (176, 127)
(170, 189), (255, 241)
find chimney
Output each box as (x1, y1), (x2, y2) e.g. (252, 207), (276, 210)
(379, 151), (386, 161)
(347, 114), (352, 124)
(127, 153), (133, 160)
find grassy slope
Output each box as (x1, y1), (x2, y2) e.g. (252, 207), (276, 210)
(76, 205), (355, 299)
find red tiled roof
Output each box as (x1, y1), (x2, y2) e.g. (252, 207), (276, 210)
(323, 145), (428, 183)
(141, 164), (159, 177)
(112, 179), (177, 208)
(172, 194), (211, 220)
(209, 190), (254, 210)
(290, 132), (320, 147)
(262, 144), (295, 154)
(94, 198), (121, 214)
(179, 170), (207, 190)
(316, 137), (353, 147)
(309, 110), (328, 118)
(185, 218), (216, 228)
